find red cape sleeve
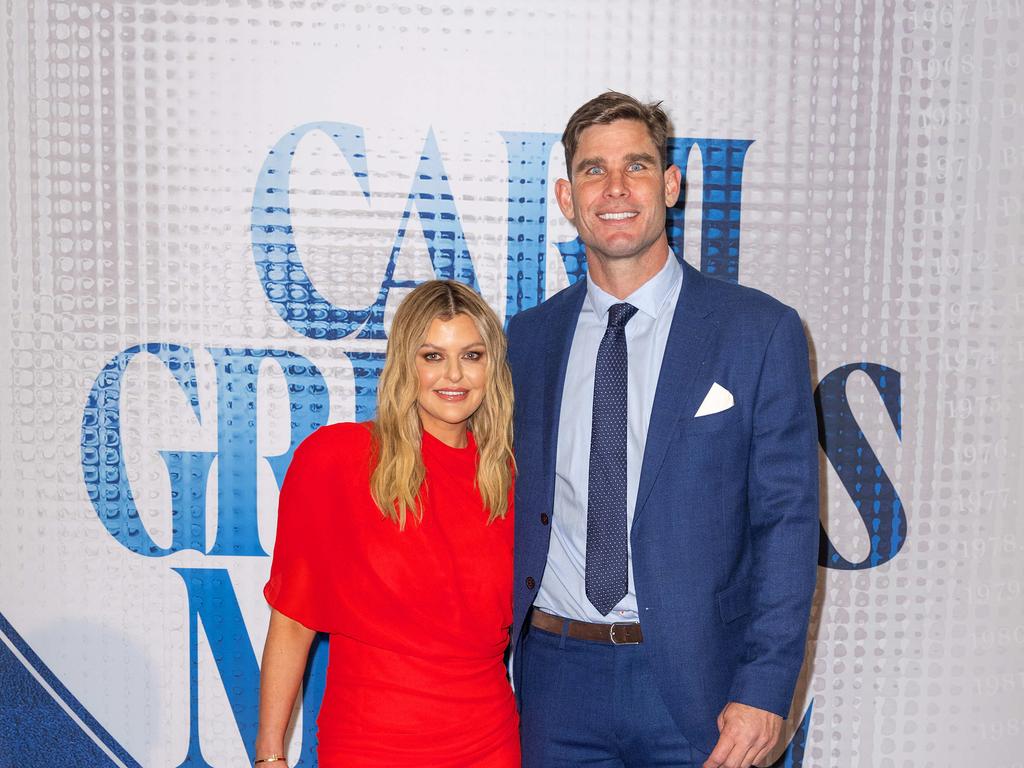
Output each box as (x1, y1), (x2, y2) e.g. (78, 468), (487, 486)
(263, 424), (355, 633)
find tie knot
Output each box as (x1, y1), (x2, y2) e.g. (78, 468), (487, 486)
(606, 302), (638, 329)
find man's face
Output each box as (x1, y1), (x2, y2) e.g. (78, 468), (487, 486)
(555, 119), (681, 266)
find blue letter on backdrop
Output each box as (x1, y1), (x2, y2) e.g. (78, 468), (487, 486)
(815, 363), (907, 569)
(82, 344), (211, 556)
(501, 131), (559, 319)
(251, 123), (373, 340)
(666, 138), (754, 281)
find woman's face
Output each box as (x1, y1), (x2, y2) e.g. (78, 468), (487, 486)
(414, 313), (488, 445)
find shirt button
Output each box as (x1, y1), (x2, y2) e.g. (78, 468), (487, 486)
(525, 576), (536, 590)
(540, 513), (549, 525)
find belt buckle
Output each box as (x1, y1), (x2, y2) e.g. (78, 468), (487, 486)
(609, 622), (639, 645)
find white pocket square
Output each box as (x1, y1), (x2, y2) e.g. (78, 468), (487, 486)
(694, 382), (734, 417)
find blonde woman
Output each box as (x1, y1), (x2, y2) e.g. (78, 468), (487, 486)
(255, 281), (518, 767)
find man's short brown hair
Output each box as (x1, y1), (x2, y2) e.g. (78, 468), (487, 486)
(561, 91), (671, 178)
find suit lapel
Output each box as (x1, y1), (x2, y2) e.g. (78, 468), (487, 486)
(633, 261), (717, 522)
(540, 281), (587, 515)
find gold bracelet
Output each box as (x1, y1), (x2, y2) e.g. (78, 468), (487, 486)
(254, 756), (286, 765)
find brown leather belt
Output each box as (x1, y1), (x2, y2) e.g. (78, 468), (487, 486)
(530, 609), (644, 645)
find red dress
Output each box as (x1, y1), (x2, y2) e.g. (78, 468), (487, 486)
(264, 422), (519, 767)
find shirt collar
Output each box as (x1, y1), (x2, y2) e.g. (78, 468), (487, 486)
(585, 249), (683, 322)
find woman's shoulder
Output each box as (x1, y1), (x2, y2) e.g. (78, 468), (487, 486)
(293, 421), (374, 467)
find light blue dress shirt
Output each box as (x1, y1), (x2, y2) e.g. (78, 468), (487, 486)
(535, 252), (684, 623)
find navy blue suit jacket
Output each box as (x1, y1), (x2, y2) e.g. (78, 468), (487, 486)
(507, 259), (819, 753)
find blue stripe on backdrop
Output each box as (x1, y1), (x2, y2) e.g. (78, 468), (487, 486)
(0, 612), (140, 768)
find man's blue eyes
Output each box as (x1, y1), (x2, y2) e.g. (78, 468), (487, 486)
(585, 163), (645, 175)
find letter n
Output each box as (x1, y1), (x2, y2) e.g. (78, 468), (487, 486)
(173, 568), (327, 767)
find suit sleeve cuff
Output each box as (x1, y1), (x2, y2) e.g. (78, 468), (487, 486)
(727, 667), (798, 719)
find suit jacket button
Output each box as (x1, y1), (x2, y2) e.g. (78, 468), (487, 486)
(525, 576), (536, 589)
(540, 513), (549, 525)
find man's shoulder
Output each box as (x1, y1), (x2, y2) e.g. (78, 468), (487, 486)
(694, 268), (799, 328)
(507, 280), (585, 338)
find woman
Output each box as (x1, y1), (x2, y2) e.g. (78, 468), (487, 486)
(255, 280), (519, 767)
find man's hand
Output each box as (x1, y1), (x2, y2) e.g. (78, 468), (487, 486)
(702, 701), (782, 768)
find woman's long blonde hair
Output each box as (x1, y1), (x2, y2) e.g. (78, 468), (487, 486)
(369, 280), (515, 529)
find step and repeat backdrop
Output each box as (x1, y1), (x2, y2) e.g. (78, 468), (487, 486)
(1, 0), (1022, 765)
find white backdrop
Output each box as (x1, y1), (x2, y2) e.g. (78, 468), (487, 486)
(1, 1), (1022, 766)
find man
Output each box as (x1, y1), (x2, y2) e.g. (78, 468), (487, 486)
(506, 92), (819, 768)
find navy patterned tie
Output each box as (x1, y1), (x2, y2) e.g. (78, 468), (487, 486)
(586, 301), (638, 616)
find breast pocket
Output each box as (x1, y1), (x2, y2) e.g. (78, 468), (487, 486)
(681, 405), (742, 435)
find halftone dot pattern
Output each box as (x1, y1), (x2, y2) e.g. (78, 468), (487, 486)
(0, 0), (1020, 765)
